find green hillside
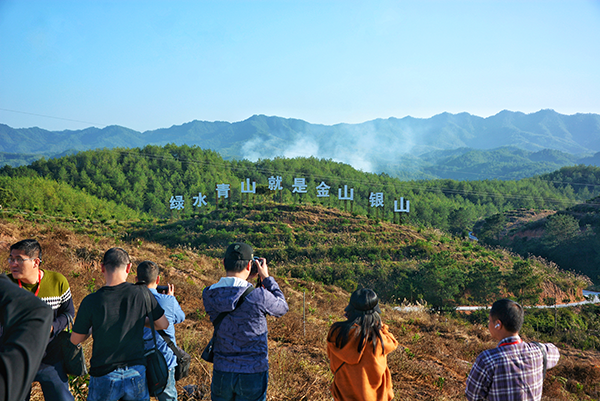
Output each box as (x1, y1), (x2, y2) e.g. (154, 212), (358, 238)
(2, 138), (600, 400)
(0, 175), (142, 221)
(420, 146), (584, 180)
(0, 160), (589, 308)
(1, 145), (597, 233)
(1, 160), (598, 400)
(3, 145), (600, 288)
(128, 202), (588, 308)
(0, 151), (44, 167)
(476, 199), (600, 284)
(470, 165), (600, 283)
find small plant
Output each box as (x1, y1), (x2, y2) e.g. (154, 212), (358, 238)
(85, 278), (96, 293)
(170, 252), (188, 261)
(195, 308), (206, 321)
(555, 376), (568, 385)
(434, 376), (446, 391)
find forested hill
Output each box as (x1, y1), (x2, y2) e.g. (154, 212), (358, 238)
(2, 109), (600, 180)
(2, 143), (600, 400)
(473, 166), (600, 284)
(2, 145), (600, 234)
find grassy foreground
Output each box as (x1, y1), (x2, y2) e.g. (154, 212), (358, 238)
(1, 212), (599, 400)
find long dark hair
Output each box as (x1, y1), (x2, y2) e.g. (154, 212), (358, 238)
(328, 288), (385, 354)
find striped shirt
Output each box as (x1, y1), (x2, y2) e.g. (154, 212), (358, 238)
(8, 269), (75, 366)
(465, 336), (560, 401)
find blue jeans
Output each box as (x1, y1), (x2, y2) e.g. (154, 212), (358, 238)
(157, 368), (177, 401)
(87, 365), (149, 401)
(211, 370), (268, 401)
(27, 361), (74, 401)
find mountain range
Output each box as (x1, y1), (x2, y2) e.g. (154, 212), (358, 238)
(2, 109), (600, 180)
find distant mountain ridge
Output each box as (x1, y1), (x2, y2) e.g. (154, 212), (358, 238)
(2, 109), (600, 180)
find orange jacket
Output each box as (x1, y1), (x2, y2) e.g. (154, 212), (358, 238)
(327, 323), (398, 401)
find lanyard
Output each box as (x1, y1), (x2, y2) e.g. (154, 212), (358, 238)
(18, 269), (42, 297)
(499, 338), (522, 347)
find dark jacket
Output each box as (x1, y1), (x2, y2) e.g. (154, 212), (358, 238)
(0, 275), (53, 401)
(202, 276), (288, 373)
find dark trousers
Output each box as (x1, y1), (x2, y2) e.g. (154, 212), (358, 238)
(26, 361), (74, 401)
(211, 370), (268, 401)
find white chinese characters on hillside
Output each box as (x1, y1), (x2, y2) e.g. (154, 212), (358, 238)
(167, 177), (410, 215)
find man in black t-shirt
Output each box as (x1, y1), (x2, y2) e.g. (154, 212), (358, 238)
(71, 248), (168, 401)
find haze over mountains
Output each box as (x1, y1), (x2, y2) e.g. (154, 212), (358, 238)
(2, 109), (600, 180)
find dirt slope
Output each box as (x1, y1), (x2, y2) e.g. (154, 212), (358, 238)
(1, 214), (599, 400)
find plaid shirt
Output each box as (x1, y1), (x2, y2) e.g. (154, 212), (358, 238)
(465, 336), (560, 401)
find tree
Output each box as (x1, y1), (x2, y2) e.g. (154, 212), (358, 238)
(543, 213), (580, 248)
(479, 213), (506, 245)
(414, 252), (467, 308)
(0, 185), (16, 207)
(448, 207), (476, 236)
(505, 260), (542, 306)
(467, 262), (502, 303)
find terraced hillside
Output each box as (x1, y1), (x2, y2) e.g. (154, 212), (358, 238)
(130, 203), (589, 307)
(1, 205), (598, 400)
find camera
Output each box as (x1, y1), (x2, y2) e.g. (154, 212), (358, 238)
(156, 285), (169, 294)
(251, 257), (261, 275)
(252, 257), (263, 287)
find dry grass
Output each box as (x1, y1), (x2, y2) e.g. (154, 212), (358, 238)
(2, 214), (600, 400)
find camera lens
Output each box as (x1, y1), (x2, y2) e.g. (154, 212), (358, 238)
(251, 257), (260, 274)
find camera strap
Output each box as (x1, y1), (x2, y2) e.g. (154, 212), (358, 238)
(157, 330), (185, 358)
(142, 287), (159, 351)
(212, 285), (254, 331)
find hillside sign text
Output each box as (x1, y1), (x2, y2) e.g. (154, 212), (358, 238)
(168, 176), (410, 214)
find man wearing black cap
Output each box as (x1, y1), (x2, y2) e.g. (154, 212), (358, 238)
(202, 242), (288, 401)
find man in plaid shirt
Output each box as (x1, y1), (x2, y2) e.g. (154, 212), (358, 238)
(465, 299), (560, 401)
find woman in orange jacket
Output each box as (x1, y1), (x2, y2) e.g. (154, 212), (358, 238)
(327, 288), (398, 401)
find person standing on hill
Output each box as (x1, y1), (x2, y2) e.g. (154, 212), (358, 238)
(136, 260), (186, 401)
(202, 242), (289, 401)
(327, 288), (399, 401)
(70, 247), (169, 401)
(7, 239), (75, 401)
(465, 298), (560, 401)
(0, 274), (53, 401)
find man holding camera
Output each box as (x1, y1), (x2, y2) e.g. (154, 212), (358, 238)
(136, 260), (186, 401)
(202, 242), (288, 401)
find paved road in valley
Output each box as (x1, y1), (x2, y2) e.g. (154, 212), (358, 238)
(394, 291), (600, 312)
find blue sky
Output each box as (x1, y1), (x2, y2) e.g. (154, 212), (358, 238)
(1, 0), (599, 132)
